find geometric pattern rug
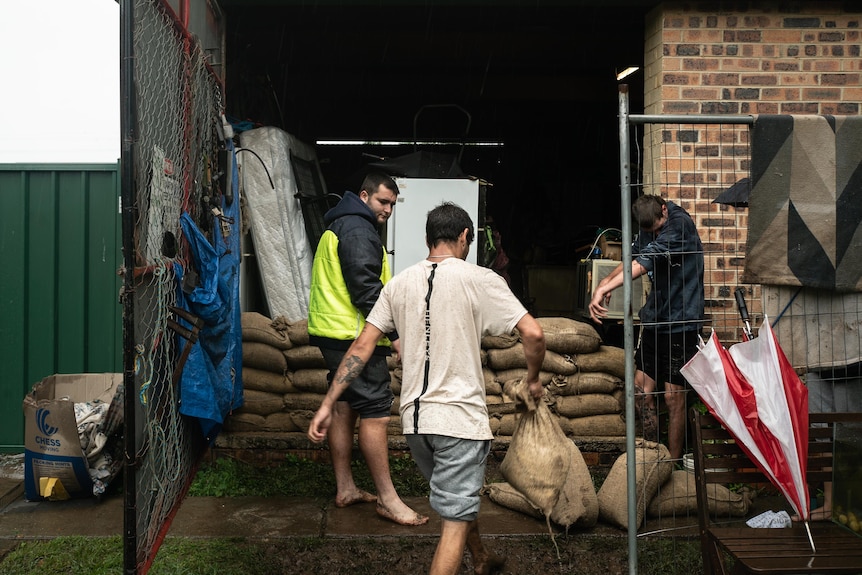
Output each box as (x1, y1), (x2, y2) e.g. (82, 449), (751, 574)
(743, 115), (862, 292)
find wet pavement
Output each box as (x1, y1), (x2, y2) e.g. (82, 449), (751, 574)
(0, 472), (580, 560)
(0, 451), (729, 563)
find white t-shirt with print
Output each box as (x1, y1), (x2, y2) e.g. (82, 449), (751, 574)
(367, 257), (527, 440)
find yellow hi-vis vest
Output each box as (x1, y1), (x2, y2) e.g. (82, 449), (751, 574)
(307, 229), (392, 345)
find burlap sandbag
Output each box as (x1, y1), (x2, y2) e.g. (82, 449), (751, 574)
(243, 367), (295, 394)
(646, 470), (751, 518)
(489, 415), (501, 435)
(548, 371), (622, 396)
(501, 392), (568, 518)
(261, 411), (301, 432)
(224, 412), (265, 432)
(282, 392), (325, 411)
(284, 345), (327, 370)
(553, 394), (622, 418)
(566, 414), (626, 437)
(494, 369), (556, 387)
(551, 440), (599, 528)
(242, 341), (288, 373)
(285, 318), (309, 346)
(486, 394), (504, 406)
(289, 410), (314, 432)
(483, 481), (543, 519)
(496, 413), (519, 436)
(597, 440), (673, 529)
(487, 401), (517, 416)
(501, 380), (597, 530)
(483, 368), (503, 395)
(291, 368), (330, 393)
(481, 331), (520, 349)
(241, 312), (293, 350)
(532, 317), (602, 355)
(574, 345), (626, 379)
(236, 389), (286, 416)
(390, 368), (402, 395)
(486, 344), (576, 375)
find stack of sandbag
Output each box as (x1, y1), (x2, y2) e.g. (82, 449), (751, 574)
(230, 313), (404, 436)
(228, 312), (310, 433)
(227, 314), (629, 444)
(484, 317), (626, 440)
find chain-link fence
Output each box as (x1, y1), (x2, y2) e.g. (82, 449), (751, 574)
(121, 1), (228, 572)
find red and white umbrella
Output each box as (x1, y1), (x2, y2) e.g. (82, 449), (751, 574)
(680, 315), (811, 544)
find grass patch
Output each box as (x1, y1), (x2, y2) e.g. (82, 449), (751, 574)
(0, 536), (281, 575)
(188, 453), (430, 498)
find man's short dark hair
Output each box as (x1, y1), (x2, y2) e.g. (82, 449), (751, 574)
(361, 172), (400, 197)
(632, 194), (666, 230)
(426, 202), (474, 247)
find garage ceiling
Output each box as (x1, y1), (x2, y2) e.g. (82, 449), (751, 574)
(220, 0), (653, 272)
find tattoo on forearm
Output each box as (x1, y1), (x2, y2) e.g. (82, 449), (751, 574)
(335, 355), (366, 387)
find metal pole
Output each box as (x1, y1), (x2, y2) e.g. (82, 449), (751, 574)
(120, 0), (138, 572)
(618, 83), (638, 575)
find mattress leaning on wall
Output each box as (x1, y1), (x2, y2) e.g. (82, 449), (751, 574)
(238, 126), (317, 322)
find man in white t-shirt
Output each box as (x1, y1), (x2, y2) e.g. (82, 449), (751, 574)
(309, 202), (546, 575)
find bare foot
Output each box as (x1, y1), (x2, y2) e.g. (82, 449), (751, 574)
(376, 502), (429, 526)
(474, 552), (506, 575)
(334, 489), (377, 508)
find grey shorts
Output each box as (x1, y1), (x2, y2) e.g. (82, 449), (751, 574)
(406, 434), (490, 522)
(320, 347), (394, 419)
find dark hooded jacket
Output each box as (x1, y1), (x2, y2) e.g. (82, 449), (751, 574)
(634, 200), (705, 333)
(307, 191), (395, 352)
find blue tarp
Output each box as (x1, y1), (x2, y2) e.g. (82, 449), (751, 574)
(175, 141), (243, 442)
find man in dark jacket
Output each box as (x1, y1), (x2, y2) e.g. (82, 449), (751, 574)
(307, 172), (427, 526)
(589, 194), (704, 461)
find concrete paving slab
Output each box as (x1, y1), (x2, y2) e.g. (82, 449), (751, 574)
(0, 489), (562, 542)
(0, 478), (22, 511)
(166, 496), (323, 538)
(0, 493), (123, 538)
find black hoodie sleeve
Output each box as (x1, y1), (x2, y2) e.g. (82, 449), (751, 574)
(337, 217), (399, 342)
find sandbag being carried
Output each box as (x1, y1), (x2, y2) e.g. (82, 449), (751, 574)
(500, 379), (598, 530)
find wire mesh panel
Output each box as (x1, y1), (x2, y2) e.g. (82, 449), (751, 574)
(628, 118), (752, 464)
(123, 0), (227, 572)
(618, 110), (755, 569)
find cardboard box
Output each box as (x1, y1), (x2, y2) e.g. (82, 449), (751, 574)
(22, 373), (123, 501)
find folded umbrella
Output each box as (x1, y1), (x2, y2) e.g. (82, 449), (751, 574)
(680, 316), (812, 548)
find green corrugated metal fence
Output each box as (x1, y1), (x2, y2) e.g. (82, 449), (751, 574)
(0, 163), (122, 451)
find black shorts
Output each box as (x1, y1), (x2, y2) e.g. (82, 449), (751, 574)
(320, 347), (394, 418)
(635, 329), (700, 387)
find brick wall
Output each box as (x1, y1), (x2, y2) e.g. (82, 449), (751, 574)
(649, 2), (861, 116)
(638, 1), (861, 339)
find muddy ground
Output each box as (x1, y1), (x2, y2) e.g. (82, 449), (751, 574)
(266, 534), (656, 575)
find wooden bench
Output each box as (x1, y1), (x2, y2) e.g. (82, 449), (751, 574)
(690, 408), (862, 575)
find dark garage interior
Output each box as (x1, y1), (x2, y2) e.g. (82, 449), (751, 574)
(220, 1), (651, 305)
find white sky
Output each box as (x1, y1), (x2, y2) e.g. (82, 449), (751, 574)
(0, 0), (120, 164)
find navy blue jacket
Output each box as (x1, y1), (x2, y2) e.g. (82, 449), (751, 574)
(634, 201), (704, 333)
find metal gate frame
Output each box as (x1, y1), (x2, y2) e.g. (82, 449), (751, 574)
(617, 84), (754, 574)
